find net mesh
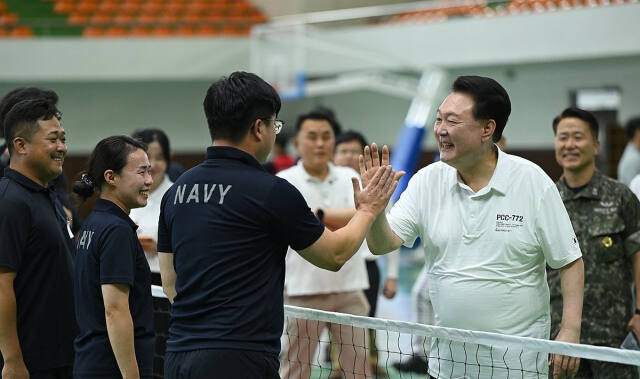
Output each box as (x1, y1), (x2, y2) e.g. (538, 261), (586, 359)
(150, 285), (640, 379)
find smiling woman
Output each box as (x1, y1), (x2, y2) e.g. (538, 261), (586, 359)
(72, 136), (155, 379)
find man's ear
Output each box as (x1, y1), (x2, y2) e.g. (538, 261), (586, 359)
(11, 137), (28, 155)
(250, 119), (264, 142)
(482, 119), (497, 143)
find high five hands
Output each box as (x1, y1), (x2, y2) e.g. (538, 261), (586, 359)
(351, 143), (405, 217)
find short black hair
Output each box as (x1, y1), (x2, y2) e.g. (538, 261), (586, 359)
(625, 116), (640, 140)
(203, 71), (281, 143)
(295, 106), (342, 135)
(132, 128), (171, 166)
(73, 135), (147, 200)
(335, 130), (367, 150)
(451, 76), (511, 143)
(552, 107), (599, 139)
(0, 87), (59, 138)
(4, 98), (62, 155)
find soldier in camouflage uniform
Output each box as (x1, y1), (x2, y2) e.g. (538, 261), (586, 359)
(550, 107), (640, 378)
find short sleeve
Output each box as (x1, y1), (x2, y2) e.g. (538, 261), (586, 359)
(535, 184), (582, 269)
(629, 175), (640, 200)
(157, 190), (172, 253)
(387, 171), (423, 247)
(0, 199), (31, 271)
(620, 186), (640, 257)
(99, 224), (137, 286)
(267, 179), (325, 251)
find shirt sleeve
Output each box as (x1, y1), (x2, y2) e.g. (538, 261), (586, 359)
(620, 186), (640, 257)
(99, 224), (137, 286)
(387, 171), (423, 248)
(629, 175), (640, 201)
(157, 190), (172, 253)
(386, 250), (399, 279)
(0, 198), (31, 271)
(267, 178), (325, 251)
(535, 184), (583, 269)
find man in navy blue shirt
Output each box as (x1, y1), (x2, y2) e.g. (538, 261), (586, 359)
(0, 98), (75, 378)
(157, 71), (403, 378)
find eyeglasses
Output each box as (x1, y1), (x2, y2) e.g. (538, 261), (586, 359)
(261, 118), (284, 135)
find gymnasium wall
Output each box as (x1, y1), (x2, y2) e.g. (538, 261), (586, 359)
(1, 55), (639, 156)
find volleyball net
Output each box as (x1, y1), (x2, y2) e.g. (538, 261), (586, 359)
(151, 285), (640, 379)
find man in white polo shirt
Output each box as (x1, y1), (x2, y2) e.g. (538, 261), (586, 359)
(278, 108), (371, 378)
(362, 76), (585, 379)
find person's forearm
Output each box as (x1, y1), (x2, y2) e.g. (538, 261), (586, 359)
(0, 287), (24, 366)
(162, 281), (176, 305)
(366, 212), (402, 255)
(105, 308), (140, 379)
(328, 209), (376, 267)
(321, 208), (356, 231)
(158, 253), (176, 304)
(559, 258), (584, 335)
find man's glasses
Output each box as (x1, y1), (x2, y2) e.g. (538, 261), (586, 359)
(261, 118), (284, 134)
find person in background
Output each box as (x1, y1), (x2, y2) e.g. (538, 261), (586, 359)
(0, 98), (75, 379)
(130, 128), (174, 378)
(551, 107), (640, 378)
(264, 132), (296, 174)
(333, 130), (399, 376)
(130, 129), (174, 283)
(278, 108), (376, 379)
(73, 135), (155, 379)
(618, 116), (640, 186)
(629, 174), (640, 201)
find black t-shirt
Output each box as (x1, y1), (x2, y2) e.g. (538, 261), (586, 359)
(74, 199), (154, 377)
(0, 168), (76, 371)
(158, 146), (324, 354)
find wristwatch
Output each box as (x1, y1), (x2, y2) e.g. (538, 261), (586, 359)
(635, 308), (640, 315)
(316, 208), (325, 223)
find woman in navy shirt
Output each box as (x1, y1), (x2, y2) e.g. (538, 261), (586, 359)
(72, 136), (155, 379)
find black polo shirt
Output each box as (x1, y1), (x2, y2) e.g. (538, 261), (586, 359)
(0, 168), (76, 371)
(74, 199), (154, 377)
(158, 146), (324, 354)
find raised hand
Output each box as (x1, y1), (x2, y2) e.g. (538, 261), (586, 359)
(359, 143), (404, 190)
(351, 162), (404, 218)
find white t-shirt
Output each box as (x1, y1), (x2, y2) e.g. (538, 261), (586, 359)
(629, 174), (640, 200)
(388, 148), (582, 379)
(618, 142), (640, 186)
(278, 162), (369, 296)
(129, 175), (173, 273)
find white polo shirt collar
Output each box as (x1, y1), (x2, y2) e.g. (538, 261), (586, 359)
(297, 160), (339, 184)
(450, 145), (508, 197)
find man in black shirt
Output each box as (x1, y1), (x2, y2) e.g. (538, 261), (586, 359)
(0, 98), (75, 379)
(0, 87), (76, 231)
(158, 72), (403, 378)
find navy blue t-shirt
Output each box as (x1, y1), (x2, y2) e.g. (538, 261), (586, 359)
(0, 168), (76, 371)
(157, 146), (324, 354)
(74, 199), (154, 377)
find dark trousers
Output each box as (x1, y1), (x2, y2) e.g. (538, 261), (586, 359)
(363, 260), (381, 318)
(165, 349), (279, 379)
(549, 358), (639, 379)
(151, 272), (170, 379)
(31, 366), (73, 379)
(363, 259), (381, 363)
